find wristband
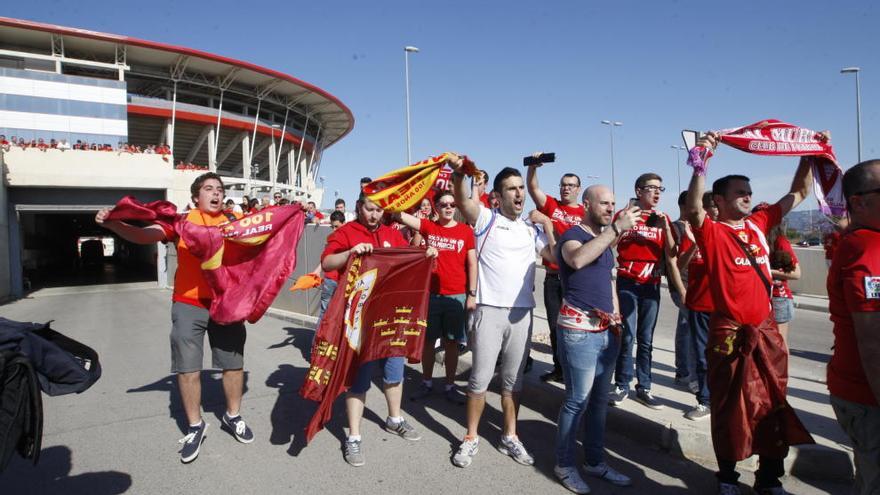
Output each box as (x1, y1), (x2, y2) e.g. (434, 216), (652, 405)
(687, 147), (710, 177)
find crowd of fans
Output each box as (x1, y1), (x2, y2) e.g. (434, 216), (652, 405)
(0, 135), (172, 156)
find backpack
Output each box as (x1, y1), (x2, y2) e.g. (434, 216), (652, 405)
(0, 349), (43, 472)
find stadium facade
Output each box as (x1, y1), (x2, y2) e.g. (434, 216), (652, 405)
(0, 16), (354, 300)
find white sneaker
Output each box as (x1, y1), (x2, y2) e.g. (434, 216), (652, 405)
(583, 462), (632, 486)
(554, 465), (591, 494)
(452, 437), (479, 468)
(497, 435), (534, 466)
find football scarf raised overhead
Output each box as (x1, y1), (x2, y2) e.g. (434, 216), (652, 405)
(300, 248), (433, 442)
(362, 153), (478, 212)
(105, 197), (305, 324)
(690, 119), (845, 219)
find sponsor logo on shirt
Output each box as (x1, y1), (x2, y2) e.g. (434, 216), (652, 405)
(865, 276), (880, 300)
(426, 234), (466, 253)
(734, 254), (769, 267)
(621, 224), (660, 240)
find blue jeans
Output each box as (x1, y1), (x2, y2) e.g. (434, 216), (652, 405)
(317, 278), (338, 321)
(671, 291), (694, 379)
(688, 310), (711, 406)
(613, 277), (660, 391)
(555, 327), (619, 468)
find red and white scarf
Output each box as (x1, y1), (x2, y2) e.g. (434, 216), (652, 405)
(691, 119), (845, 220)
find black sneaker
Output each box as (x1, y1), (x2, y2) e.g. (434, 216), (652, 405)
(221, 413), (255, 443)
(444, 385), (466, 405)
(524, 356), (534, 373)
(634, 389), (665, 410)
(179, 421), (208, 463)
(540, 369), (563, 383)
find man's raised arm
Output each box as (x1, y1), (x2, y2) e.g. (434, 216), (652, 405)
(95, 207), (167, 244)
(685, 133), (717, 228)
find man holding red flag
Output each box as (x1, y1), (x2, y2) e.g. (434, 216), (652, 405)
(525, 153), (584, 383)
(448, 156), (555, 468)
(95, 173), (254, 464)
(320, 193), (437, 467)
(685, 133), (816, 494)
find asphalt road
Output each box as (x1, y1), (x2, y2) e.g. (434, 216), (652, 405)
(0, 282), (848, 494)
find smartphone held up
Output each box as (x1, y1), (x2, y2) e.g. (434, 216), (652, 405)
(523, 152), (556, 167)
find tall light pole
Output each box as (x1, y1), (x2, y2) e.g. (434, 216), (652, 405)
(840, 67), (862, 162)
(404, 46), (419, 165)
(601, 120), (623, 198)
(670, 145), (686, 193)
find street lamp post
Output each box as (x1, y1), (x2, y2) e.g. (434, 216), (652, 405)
(404, 46), (420, 166)
(840, 67), (862, 162)
(670, 145), (686, 193)
(601, 120), (623, 198)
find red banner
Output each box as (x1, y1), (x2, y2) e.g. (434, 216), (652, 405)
(300, 248), (433, 442)
(106, 198), (306, 324)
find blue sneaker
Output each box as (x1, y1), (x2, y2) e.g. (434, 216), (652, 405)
(222, 413), (254, 444)
(179, 421), (208, 463)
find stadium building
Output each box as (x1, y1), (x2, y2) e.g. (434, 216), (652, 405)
(0, 16), (354, 300)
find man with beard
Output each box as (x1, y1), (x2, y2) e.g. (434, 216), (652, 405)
(610, 173), (683, 409)
(95, 173), (254, 464)
(553, 185), (638, 493)
(525, 154), (584, 383)
(827, 160), (880, 494)
(321, 194), (438, 467)
(448, 157), (555, 468)
(685, 132), (817, 494)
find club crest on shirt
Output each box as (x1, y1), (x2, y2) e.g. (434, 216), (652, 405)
(737, 231), (750, 243)
(865, 276), (880, 300)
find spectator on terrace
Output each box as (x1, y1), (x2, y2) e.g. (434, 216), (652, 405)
(57, 139), (70, 151)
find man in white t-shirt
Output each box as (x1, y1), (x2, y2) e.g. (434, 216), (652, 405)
(447, 156), (555, 468)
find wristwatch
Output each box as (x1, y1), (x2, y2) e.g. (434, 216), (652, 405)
(467, 289), (477, 297)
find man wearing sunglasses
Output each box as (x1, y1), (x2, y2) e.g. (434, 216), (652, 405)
(827, 159), (880, 495)
(610, 173), (683, 410)
(525, 153), (585, 383)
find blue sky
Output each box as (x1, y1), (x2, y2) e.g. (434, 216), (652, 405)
(9, 1), (878, 213)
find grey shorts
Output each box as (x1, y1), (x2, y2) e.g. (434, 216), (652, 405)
(170, 302), (246, 373)
(772, 297), (794, 324)
(467, 305), (533, 395)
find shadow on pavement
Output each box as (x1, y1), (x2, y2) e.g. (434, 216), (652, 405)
(126, 371), (250, 433)
(0, 446), (132, 494)
(789, 348), (830, 364)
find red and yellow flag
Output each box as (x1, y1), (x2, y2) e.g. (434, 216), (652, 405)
(362, 153), (477, 212)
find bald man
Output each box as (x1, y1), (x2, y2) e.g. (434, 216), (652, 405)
(552, 185), (638, 493)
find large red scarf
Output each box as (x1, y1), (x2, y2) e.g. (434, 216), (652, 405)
(362, 153), (478, 212)
(697, 120), (845, 219)
(300, 248), (433, 442)
(707, 314), (814, 460)
(105, 197), (305, 324)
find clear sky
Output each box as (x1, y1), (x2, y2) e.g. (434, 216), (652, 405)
(9, 1), (878, 213)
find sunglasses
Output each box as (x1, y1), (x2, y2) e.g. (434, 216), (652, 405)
(640, 185), (666, 192)
(437, 202), (456, 208)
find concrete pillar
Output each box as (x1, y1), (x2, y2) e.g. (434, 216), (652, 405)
(207, 127), (216, 171)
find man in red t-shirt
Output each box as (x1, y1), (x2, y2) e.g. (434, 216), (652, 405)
(609, 173), (683, 410)
(525, 153), (584, 383)
(685, 133), (819, 494)
(394, 192), (476, 404)
(321, 194), (437, 467)
(827, 160), (880, 494)
(96, 173), (254, 463)
(823, 216), (849, 267)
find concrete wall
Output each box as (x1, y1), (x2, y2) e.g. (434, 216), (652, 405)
(789, 247), (828, 297)
(4, 147), (173, 190)
(0, 155), (9, 302)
